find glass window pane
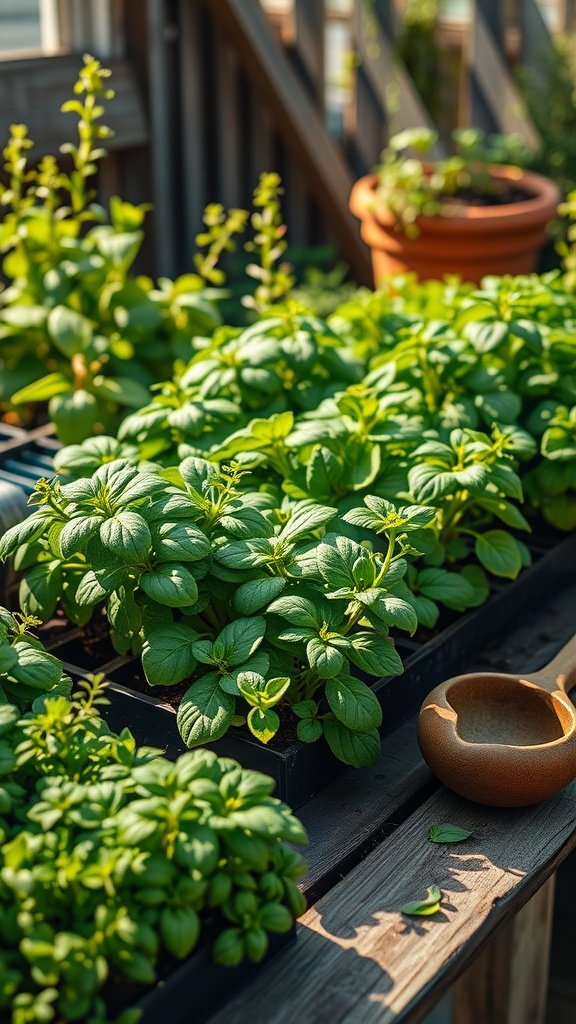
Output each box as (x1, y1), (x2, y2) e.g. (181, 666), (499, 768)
(0, 0), (43, 55)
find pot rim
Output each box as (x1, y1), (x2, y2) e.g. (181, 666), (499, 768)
(350, 166), (561, 236)
(419, 672), (576, 754)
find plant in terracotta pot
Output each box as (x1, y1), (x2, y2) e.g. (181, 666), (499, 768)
(349, 127), (561, 285)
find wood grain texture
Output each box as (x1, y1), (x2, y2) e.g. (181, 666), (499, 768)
(208, 0), (372, 284)
(299, 718), (432, 901)
(209, 784), (576, 1024)
(454, 876), (556, 1024)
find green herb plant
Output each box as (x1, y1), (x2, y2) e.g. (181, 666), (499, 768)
(0, 677), (307, 1024)
(0, 56), (244, 441)
(0, 459), (435, 768)
(0, 606), (70, 708)
(372, 126), (533, 234)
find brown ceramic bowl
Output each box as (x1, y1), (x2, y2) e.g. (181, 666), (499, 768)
(417, 634), (576, 807)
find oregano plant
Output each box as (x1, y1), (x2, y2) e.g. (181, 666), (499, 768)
(0, 458), (435, 768)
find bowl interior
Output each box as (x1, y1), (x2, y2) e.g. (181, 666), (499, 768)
(447, 676), (574, 747)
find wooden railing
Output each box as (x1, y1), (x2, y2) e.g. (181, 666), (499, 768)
(0, 0), (573, 280)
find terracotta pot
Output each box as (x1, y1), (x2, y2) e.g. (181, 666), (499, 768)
(417, 633), (576, 807)
(349, 166), (561, 285)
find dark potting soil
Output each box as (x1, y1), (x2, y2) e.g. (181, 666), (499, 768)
(438, 182), (537, 210)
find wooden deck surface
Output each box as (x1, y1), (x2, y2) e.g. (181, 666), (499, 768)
(208, 582), (576, 1023)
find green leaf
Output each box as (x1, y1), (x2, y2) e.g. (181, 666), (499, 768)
(234, 577), (286, 615)
(47, 305), (92, 357)
(140, 564), (199, 607)
(348, 634), (404, 677)
(429, 824), (472, 844)
(59, 515), (102, 557)
(18, 562), (62, 619)
(400, 885), (443, 917)
(341, 440), (381, 490)
(10, 642), (62, 689)
(460, 566), (489, 608)
(475, 530), (522, 579)
(408, 464), (457, 502)
(159, 906), (200, 959)
(417, 568), (476, 611)
(11, 372), (72, 405)
(297, 719), (323, 743)
(306, 446), (341, 498)
(177, 673), (235, 745)
(219, 653), (270, 695)
(306, 638), (345, 678)
(0, 515), (47, 561)
(247, 707), (280, 744)
(266, 595), (322, 629)
(292, 700), (318, 719)
(100, 511), (152, 563)
(325, 676), (382, 732)
(322, 718), (380, 767)
(91, 376), (151, 408)
(152, 521), (211, 563)
(465, 320), (509, 353)
(142, 624), (198, 686)
(368, 594), (418, 634)
(278, 503), (337, 542)
(212, 617), (266, 667)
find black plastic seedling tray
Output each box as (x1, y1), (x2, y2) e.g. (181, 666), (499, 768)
(49, 530), (576, 808)
(2, 429), (575, 806)
(127, 928), (295, 1024)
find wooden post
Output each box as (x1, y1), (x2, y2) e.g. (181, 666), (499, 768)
(352, 0), (442, 155)
(293, 0), (325, 113)
(178, 0), (208, 265)
(519, 0), (556, 93)
(209, 0), (372, 284)
(145, 0), (179, 276)
(453, 874), (556, 1024)
(467, 1), (540, 149)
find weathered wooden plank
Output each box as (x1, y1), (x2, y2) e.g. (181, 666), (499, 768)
(145, 0), (178, 276)
(467, 5), (540, 148)
(352, 0), (442, 156)
(519, 0), (556, 91)
(0, 55), (148, 157)
(209, 783), (576, 1024)
(178, 0), (208, 265)
(299, 582), (576, 903)
(214, 28), (242, 208)
(453, 875), (556, 1024)
(563, 0), (576, 30)
(299, 718), (433, 902)
(293, 0), (325, 111)
(208, 0), (372, 285)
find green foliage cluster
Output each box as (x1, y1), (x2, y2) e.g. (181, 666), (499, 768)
(0, 678), (307, 1023)
(0, 606), (69, 708)
(55, 270), (576, 573)
(0, 460), (435, 767)
(519, 33), (576, 201)
(0, 56), (234, 441)
(0, 58), (299, 444)
(372, 126), (534, 233)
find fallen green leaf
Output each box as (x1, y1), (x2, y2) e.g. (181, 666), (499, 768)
(428, 824), (472, 844)
(400, 885), (442, 917)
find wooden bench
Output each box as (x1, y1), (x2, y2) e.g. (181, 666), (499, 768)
(207, 581), (576, 1024)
